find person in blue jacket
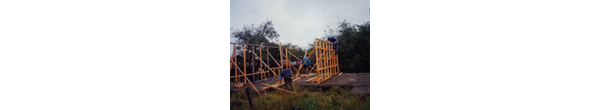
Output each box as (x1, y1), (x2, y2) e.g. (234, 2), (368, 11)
(302, 55), (312, 74)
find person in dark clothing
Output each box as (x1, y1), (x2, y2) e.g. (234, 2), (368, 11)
(328, 37), (339, 54)
(279, 67), (294, 91)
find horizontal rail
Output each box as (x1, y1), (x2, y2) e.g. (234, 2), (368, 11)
(230, 71), (270, 78)
(315, 47), (336, 51)
(230, 42), (310, 49)
(317, 65), (339, 71)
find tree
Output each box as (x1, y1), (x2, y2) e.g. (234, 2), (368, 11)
(231, 20), (282, 80)
(231, 19), (280, 44)
(322, 20), (370, 72)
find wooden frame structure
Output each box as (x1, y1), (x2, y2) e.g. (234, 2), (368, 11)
(230, 43), (283, 85)
(304, 38), (340, 84)
(230, 43), (305, 85)
(231, 38), (340, 87)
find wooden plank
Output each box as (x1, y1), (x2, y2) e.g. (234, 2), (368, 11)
(230, 59), (262, 97)
(294, 48), (315, 78)
(318, 74), (335, 84)
(250, 51), (280, 78)
(315, 38), (320, 83)
(304, 77), (317, 82)
(286, 48), (289, 74)
(229, 42), (308, 49)
(234, 44), (237, 83)
(260, 46), (263, 80)
(279, 43), (283, 77)
(291, 64), (298, 73)
(315, 47), (335, 51)
(261, 82), (283, 89)
(262, 83), (298, 95)
(230, 71), (270, 78)
(288, 51), (302, 61)
(266, 49), (281, 67)
(251, 47), (255, 81)
(301, 73), (315, 78)
(243, 45), (246, 84)
(294, 48), (309, 77)
(235, 82), (244, 87)
(307, 61), (318, 75)
(317, 65), (339, 71)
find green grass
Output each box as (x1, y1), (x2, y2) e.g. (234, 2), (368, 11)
(230, 85), (369, 110)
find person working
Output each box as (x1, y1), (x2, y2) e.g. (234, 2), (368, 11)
(302, 55), (311, 74)
(328, 37), (339, 54)
(279, 66), (294, 91)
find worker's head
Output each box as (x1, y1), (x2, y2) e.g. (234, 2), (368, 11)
(305, 55), (309, 57)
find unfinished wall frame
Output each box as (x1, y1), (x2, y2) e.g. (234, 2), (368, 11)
(230, 43), (301, 85)
(313, 38), (340, 84)
(230, 39), (340, 85)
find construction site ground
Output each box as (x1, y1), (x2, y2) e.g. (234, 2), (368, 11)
(230, 73), (370, 95)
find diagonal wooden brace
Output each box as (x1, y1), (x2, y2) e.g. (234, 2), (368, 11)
(230, 59), (262, 97)
(250, 51), (280, 78)
(294, 49), (315, 78)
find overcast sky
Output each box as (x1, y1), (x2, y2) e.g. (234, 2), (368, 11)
(230, 0), (369, 56)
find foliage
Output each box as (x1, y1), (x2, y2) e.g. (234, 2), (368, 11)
(230, 19), (370, 81)
(321, 20), (370, 72)
(230, 20), (308, 81)
(231, 19), (280, 44)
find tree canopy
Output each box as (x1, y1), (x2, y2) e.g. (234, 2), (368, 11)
(322, 20), (370, 72)
(231, 19), (370, 74)
(231, 19), (279, 45)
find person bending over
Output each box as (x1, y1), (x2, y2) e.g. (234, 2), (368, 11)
(279, 66), (294, 91)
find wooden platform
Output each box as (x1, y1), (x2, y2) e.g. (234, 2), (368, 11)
(351, 86), (370, 95)
(231, 73), (370, 95)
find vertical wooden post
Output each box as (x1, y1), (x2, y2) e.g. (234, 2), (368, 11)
(286, 49), (289, 73)
(328, 42), (331, 78)
(266, 47), (271, 78)
(234, 44), (237, 83)
(251, 46), (254, 82)
(231, 59), (262, 97)
(315, 39), (319, 82)
(260, 46), (263, 80)
(278, 42), (282, 77)
(324, 41), (327, 81)
(243, 45), (246, 84)
(325, 40), (328, 82)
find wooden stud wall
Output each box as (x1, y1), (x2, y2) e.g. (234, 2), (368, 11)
(230, 39), (339, 85)
(314, 38), (340, 84)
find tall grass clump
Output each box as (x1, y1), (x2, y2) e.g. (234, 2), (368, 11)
(230, 84), (369, 110)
